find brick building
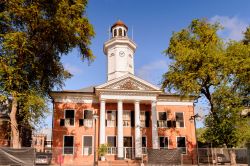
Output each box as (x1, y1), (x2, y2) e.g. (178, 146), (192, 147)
(50, 21), (197, 165)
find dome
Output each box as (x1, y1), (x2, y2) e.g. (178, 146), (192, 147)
(111, 20), (128, 31)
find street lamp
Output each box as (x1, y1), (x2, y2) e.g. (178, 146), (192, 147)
(92, 113), (99, 166)
(190, 114), (200, 166)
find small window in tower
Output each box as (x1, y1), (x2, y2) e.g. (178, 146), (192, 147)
(119, 28), (122, 36)
(124, 30), (126, 36)
(114, 29), (117, 37)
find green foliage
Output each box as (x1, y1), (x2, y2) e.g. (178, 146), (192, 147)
(0, 0), (94, 147)
(162, 18), (250, 147)
(98, 144), (109, 156)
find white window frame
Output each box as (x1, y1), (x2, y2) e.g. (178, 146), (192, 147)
(157, 111), (168, 128)
(123, 110), (131, 127)
(176, 136), (187, 154)
(63, 135), (74, 155)
(159, 136), (169, 149)
(83, 109), (93, 128)
(106, 135), (117, 155)
(64, 109), (75, 127)
(175, 112), (185, 128)
(140, 111), (146, 128)
(106, 110), (116, 127)
(82, 135), (93, 156)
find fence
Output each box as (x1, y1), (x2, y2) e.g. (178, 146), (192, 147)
(0, 147), (249, 165)
(0, 147), (35, 166)
(197, 148), (248, 165)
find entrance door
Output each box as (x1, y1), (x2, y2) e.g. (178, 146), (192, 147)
(124, 136), (133, 159)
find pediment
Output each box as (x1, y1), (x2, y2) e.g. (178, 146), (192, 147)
(96, 74), (161, 91)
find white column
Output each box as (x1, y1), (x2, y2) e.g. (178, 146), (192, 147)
(151, 100), (159, 149)
(117, 100), (124, 159)
(135, 100), (142, 158)
(99, 99), (106, 145)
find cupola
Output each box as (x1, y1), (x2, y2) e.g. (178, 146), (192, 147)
(111, 20), (128, 38)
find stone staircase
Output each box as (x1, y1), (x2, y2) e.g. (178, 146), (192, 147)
(98, 160), (142, 166)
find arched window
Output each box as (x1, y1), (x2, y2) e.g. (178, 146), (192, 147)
(119, 28), (122, 36)
(124, 30), (126, 36)
(114, 29), (117, 37)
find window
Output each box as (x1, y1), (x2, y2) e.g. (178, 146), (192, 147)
(159, 137), (168, 149)
(106, 111), (116, 127)
(114, 29), (117, 37)
(119, 28), (122, 36)
(124, 30), (126, 36)
(140, 111), (146, 127)
(176, 112), (184, 127)
(107, 136), (116, 147)
(83, 136), (92, 155)
(123, 111), (131, 127)
(84, 110), (93, 127)
(157, 112), (167, 127)
(140, 111), (150, 127)
(177, 137), (186, 154)
(64, 136), (74, 154)
(65, 110), (74, 126)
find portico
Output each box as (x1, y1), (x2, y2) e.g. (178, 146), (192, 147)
(96, 75), (161, 159)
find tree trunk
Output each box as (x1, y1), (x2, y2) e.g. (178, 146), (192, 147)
(229, 149), (237, 166)
(10, 95), (21, 148)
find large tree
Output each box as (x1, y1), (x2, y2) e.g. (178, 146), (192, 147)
(162, 19), (250, 148)
(0, 0), (94, 148)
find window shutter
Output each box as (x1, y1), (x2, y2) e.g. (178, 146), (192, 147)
(60, 119), (65, 126)
(167, 120), (172, 127)
(131, 111), (135, 127)
(116, 111), (118, 126)
(172, 121), (176, 127)
(145, 111), (150, 127)
(79, 119), (84, 126)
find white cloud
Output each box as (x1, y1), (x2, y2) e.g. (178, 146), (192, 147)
(136, 60), (169, 85)
(210, 15), (249, 41)
(64, 63), (83, 75)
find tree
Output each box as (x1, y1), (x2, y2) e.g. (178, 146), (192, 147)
(162, 19), (250, 148)
(0, 0), (95, 148)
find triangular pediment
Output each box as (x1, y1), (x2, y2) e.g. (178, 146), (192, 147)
(96, 74), (161, 91)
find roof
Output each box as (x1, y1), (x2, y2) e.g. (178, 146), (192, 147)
(111, 20), (128, 31)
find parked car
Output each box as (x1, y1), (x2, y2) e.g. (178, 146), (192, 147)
(35, 155), (50, 165)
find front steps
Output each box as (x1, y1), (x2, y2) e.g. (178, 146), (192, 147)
(98, 160), (142, 166)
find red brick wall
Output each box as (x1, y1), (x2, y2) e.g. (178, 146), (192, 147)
(52, 102), (196, 164)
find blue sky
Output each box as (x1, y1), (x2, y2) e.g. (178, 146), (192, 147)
(43, 0), (250, 129)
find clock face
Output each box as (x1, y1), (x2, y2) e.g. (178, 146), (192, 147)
(119, 51), (125, 57)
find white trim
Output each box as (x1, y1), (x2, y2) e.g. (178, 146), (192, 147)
(82, 135), (93, 156)
(123, 110), (132, 127)
(106, 110), (117, 127)
(157, 101), (193, 106)
(176, 136), (187, 155)
(157, 111), (168, 128)
(96, 73), (160, 91)
(63, 135), (74, 155)
(100, 94), (157, 101)
(175, 112), (185, 128)
(159, 136), (169, 149)
(64, 109), (75, 127)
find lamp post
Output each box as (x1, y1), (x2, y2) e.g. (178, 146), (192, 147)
(190, 114), (200, 166)
(92, 113), (99, 166)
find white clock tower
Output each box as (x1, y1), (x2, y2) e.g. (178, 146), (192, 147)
(103, 20), (137, 81)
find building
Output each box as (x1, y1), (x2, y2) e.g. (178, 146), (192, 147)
(50, 21), (197, 165)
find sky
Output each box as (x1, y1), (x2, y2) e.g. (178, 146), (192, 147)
(43, 0), (250, 130)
